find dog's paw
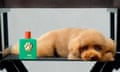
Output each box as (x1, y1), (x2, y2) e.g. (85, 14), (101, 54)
(102, 52), (115, 61)
(67, 53), (80, 60)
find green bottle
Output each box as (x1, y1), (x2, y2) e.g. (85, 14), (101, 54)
(19, 31), (37, 59)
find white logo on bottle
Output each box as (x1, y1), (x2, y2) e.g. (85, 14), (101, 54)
(24, 42), (32, 52)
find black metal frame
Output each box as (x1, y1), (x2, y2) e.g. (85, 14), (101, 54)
(0, 8), (120, 72)
(0, 12), (2, 60)
(3, 13), (9, 48)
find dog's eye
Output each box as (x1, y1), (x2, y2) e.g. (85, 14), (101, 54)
(94, 45), (102, 51)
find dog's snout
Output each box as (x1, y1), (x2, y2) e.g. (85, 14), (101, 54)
(90, 56), (99, 61)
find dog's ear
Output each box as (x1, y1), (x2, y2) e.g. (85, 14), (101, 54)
(106, 38), (116, 56)
(102, 38), (116, 61)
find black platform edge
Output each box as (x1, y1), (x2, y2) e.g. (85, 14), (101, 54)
(2, 55), (84, 61)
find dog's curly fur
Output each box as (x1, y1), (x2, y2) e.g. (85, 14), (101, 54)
(3, 28), (116, 61)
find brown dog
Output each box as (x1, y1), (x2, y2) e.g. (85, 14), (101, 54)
(3, 28), (116, 61)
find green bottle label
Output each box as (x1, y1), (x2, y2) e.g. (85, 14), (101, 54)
(19, 38), (37, 59)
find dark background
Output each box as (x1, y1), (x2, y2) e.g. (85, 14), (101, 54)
(0, 0), (119, 8)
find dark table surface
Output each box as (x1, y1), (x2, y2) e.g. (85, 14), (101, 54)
(2, 54), (80, 61)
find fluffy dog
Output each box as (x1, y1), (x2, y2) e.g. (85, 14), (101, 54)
(3, 28), (116, 61)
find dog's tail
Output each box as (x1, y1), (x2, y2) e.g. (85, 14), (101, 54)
(2, 43), (19, 57)
(2, 48), (11, 57)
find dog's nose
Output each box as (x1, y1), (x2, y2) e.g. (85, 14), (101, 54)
(90, 56), (99, 61)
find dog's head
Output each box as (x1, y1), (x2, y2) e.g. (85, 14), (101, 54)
(68, 29), (115, 61)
